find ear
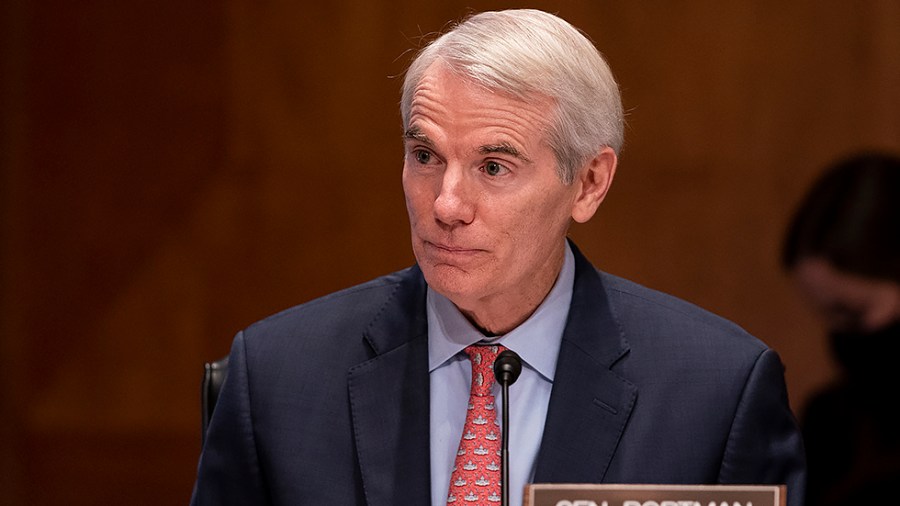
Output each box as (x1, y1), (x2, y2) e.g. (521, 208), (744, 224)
(571, 147), (617, 223)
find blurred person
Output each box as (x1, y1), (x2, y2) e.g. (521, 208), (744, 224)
(782, 151), (900, 506)
(191, 9), (806, 506)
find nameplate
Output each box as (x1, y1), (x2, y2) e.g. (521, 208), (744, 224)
(523, 484), (785, 506)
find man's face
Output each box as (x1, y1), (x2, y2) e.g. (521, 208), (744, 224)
(402, 63), (588, 326)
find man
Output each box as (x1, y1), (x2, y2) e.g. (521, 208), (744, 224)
(191, 9), (806, 506)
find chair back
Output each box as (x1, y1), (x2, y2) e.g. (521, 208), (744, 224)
(201, 356), (229, 445)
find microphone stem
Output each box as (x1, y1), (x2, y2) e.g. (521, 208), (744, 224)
(501, 379), (510, 506)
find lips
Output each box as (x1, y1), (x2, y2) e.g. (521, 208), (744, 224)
(421, 240), (486, 261)
(426, 241), (480, 253)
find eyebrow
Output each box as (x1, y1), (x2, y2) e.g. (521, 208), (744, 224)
(403, 127), (433, 146)
(404, 127), (532, 163)
(479, 142), (531, 163)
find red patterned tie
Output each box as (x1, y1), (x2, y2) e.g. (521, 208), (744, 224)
(447, 344), (505, 504)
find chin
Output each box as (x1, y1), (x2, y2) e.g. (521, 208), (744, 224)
(421, 264), (484, 303)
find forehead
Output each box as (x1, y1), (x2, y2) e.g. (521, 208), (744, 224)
(794, 258), (892, 311)
(795, 259), (859, 300)
(407, 62), (555, 149)
(793, 257), (900, 331)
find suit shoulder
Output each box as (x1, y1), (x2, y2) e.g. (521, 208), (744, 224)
(599, 270), (767, 352)
(242, 266), (418, 340)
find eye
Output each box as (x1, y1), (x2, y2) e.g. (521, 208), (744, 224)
(482, 161), (509, 177)
(414, 149), (432, 165)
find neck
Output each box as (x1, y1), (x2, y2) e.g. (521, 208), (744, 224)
(458, 251), (565, 336)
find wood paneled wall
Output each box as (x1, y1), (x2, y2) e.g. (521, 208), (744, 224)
(2, 1), (898, 503)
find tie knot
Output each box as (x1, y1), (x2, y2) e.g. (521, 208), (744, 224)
(464, 344), (506, 396)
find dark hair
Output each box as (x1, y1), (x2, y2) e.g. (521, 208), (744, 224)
(782, 151), (900, 282)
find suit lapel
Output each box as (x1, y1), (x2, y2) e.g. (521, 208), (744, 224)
(534, 244), (637, 483)
(348, 267), (432, 506)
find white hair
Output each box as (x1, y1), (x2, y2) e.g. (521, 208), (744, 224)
(400, 9), (624, 184)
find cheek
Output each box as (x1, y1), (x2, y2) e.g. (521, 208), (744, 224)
(496, 205), (554, 259)
(512, 193), (573, 238)
(402, 172), (430, 216)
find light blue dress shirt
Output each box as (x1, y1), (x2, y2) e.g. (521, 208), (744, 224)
(428, 242), (575, 506)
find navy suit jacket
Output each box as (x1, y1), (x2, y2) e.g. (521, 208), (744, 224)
(191, 244), (806, 505)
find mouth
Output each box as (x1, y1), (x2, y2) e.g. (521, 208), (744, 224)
(422, 240), (486, 258)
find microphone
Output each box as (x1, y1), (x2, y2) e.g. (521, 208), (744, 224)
(493, 349), (522, 506)
(494, 350), (522, 385)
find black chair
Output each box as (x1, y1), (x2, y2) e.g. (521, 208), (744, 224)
(201, 356), (229, 445)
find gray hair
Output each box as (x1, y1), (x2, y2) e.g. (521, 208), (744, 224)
(400, 9), (624, 184)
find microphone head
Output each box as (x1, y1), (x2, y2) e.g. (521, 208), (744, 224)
(493, 349), (523, 385)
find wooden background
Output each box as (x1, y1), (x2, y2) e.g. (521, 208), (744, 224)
(2, 1), (898, 504)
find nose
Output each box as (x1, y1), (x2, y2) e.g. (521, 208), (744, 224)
(433, 165), (476, 227)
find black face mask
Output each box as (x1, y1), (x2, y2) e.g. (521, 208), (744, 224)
(829, 320), (900, 386)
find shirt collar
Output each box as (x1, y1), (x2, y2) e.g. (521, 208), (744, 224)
(427, 241), (575, 382)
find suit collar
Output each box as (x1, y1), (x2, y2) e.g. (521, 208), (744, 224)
(362, 265), (429, 355)
(349, 265), (432, 506)
(560, 241), (630, 366)
(534, 241), (637, 483)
